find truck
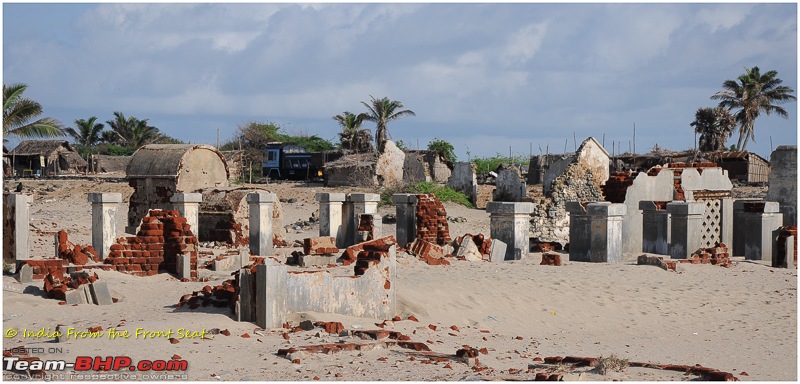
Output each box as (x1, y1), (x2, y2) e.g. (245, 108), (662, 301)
(262, 142), (343, 181)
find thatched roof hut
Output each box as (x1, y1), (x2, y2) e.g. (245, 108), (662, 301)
(8, 140), (88, 176)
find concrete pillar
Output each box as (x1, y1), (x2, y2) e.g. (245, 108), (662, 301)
(315, 193), (346, 248)
(88, 193), (121, 260)
(237, 268), (254, 322)
(588, 202), (626, 263)
(348, 193), (379, 245)
(392, 194), (418, 248)
(732, 199), (761, 256)
(719, 197), (733, 247)
(566, 202), (591, 262)
(742, 201), (783, 262)
(170, 193), (202, 236)
(486, 202), (534, 260)
(667, 201), (706, 259)
(639, 201), (670, 255)
(247, 192), (277, 256)
(176, 254), (191, 280)
(255, 259), (287, 329)
(3, 193), (32, 269)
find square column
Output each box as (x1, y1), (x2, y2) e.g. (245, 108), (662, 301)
(667, 201), (706, 259)
(3, 193), (32, 269)
(486, 202), (534, 260)
(347, 193), (379, 246)
(255, 259), (287, 329)
(741, 201), (783, 262)
(392, 194), (418, 248)
(639, 201), (670, 255)
(315, 193), (346, 248)
(732, 199), (761, 256)
(170, 193), (202, 236)
(88, 193), (122, 260)
(247, 192), (277, 256)
(566, 202), (591, 262)
(588, 202), (626, 263)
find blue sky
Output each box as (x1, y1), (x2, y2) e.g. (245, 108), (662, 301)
(3, 3), (797, 161)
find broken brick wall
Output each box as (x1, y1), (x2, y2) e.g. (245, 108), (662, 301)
(198, 188), (285, 246)
(105, 209), (198, 279)
(775, 226), (798, 268)
(414, 194), (451, 246)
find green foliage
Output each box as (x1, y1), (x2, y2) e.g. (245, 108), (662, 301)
(3, 83), (65, 140)
(728, 144), (739, 152)
(471, 153), (529, 174)
(427, 138), (457, 163)
(288, 134), (335, 152)
(395, 139), (406, 150)
(95, 143), (136, 156)
(392, 182), (473, 208)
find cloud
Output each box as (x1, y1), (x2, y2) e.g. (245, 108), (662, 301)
(500, 22), (549, 66)
(695, 4), (754, 33)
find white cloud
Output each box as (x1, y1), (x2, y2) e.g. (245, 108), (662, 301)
(501, 22), (549, 66)
(695, 4), (754, 33)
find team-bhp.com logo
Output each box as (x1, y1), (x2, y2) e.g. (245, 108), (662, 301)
(4, 355), (188, 380)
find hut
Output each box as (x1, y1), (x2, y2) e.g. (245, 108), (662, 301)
(126, 144), (229, 233)
(8, 140), (88, 176)
(707, 151), (771, 184)
(91, 155), (131, 173)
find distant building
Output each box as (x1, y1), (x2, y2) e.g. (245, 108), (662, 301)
(91, 155), (132, 173)
(707, 151), (771, 184)
(8, 140), (88, 176)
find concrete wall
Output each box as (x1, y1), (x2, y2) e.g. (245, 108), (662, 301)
(618, 170), (675, 254)
(492, 166), (526, 202)
(765, 146), (797, 226)
(447, 162), (478, 206)
(403, 152), (429, 184)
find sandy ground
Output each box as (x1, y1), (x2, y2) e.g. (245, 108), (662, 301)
(2, 177), (796, 381)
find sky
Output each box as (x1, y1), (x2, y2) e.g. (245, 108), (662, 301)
(3, 2), (797, 161)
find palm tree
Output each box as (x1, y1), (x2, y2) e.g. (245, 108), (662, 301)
(3, 83), (65, 141)
(360, 96), (415, 153)
(106, 111), (164, 149)
(690, 107), (736, 152)
(333, 111), (373, 153)
(711, 66), (796, 151)
(65, 117), (105, 148)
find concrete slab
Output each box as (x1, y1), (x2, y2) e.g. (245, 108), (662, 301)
(18, 264), (32, 283)
(65, 289), (88, 305)
(89, 281), (113, 305)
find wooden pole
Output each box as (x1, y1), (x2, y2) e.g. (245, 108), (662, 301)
(573, 132), (577, 151)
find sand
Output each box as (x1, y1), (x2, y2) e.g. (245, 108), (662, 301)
(2, 177), (797, 381)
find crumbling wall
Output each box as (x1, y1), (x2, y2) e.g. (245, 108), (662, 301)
(376, 141), (405, 189)
(324, 154), (378, 187)
(403, 152), (429, 184)
(493, 166), (526, 202)
(447, 162), (477, 206)
(105, 210), (199, 279)
(765, 146), (797, 226)
(415, 194), (451, 245)
(198, 188), (284, 245)
(529, 137), (609, 244)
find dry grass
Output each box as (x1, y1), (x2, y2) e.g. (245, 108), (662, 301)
(595, 354), (629, 375)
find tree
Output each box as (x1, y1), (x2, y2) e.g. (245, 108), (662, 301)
(106, 111), (164, 148)
(360, 96), (415, 153)
(3, 83), (65, 141)
(65, 117), (104, 147)
(711, 66), (796, 151)
(427, 138), (457, 164)
(690, 107), (736, 152)
(332, 111), (373, 153)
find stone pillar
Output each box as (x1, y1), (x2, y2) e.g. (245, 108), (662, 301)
(3, 193), (32, 269)
(742, 201), (783, 262)
(566, 202), (591, 262)
(588, 202), (626, 263)
(639, 201), (670, 255)
(667, 201), (706, 259)
(486, 202), (534, 261)
(348, 193), (379, 245)
(170, 193), (202, 236)
(316, 193), (346, 248)
(392, 194), (418, 248)
(719, 197), (734, 247)
(255, 259), (287, 329)
(247, 192), (277, 256)
(88, 193), (121, 260)
(237, 267), (254, 322)
(765, 145), (797, 227)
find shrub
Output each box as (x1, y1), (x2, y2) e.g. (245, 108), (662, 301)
(595, 354), (629, 375)
(379, 182), (474, 208)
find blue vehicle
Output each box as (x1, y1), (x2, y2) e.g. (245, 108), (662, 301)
(262, 142), (342, 181)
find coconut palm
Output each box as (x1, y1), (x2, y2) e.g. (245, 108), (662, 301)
(360, 96), (415, 153)
(711, 66), (796, 151)
(333, 111), (373, 153)
(65, 117), (105, 148)
(690, 107), (736, 152)
(106, 111), (164, 149)
(3, 83), (65, 141)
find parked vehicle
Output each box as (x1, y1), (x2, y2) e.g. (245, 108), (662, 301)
(262, 142), (343, 181)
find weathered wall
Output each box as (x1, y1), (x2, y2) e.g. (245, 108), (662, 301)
(447, 162), (478, 206)
(765, 146), (797, 226)
(324, 162), (377, 187)
(198, 188), (284, 245)
(376, 140), (405, 189)
(493, 166), (526, 202)
(403, 152), (429, 184)
(529, 137), (609, 244)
